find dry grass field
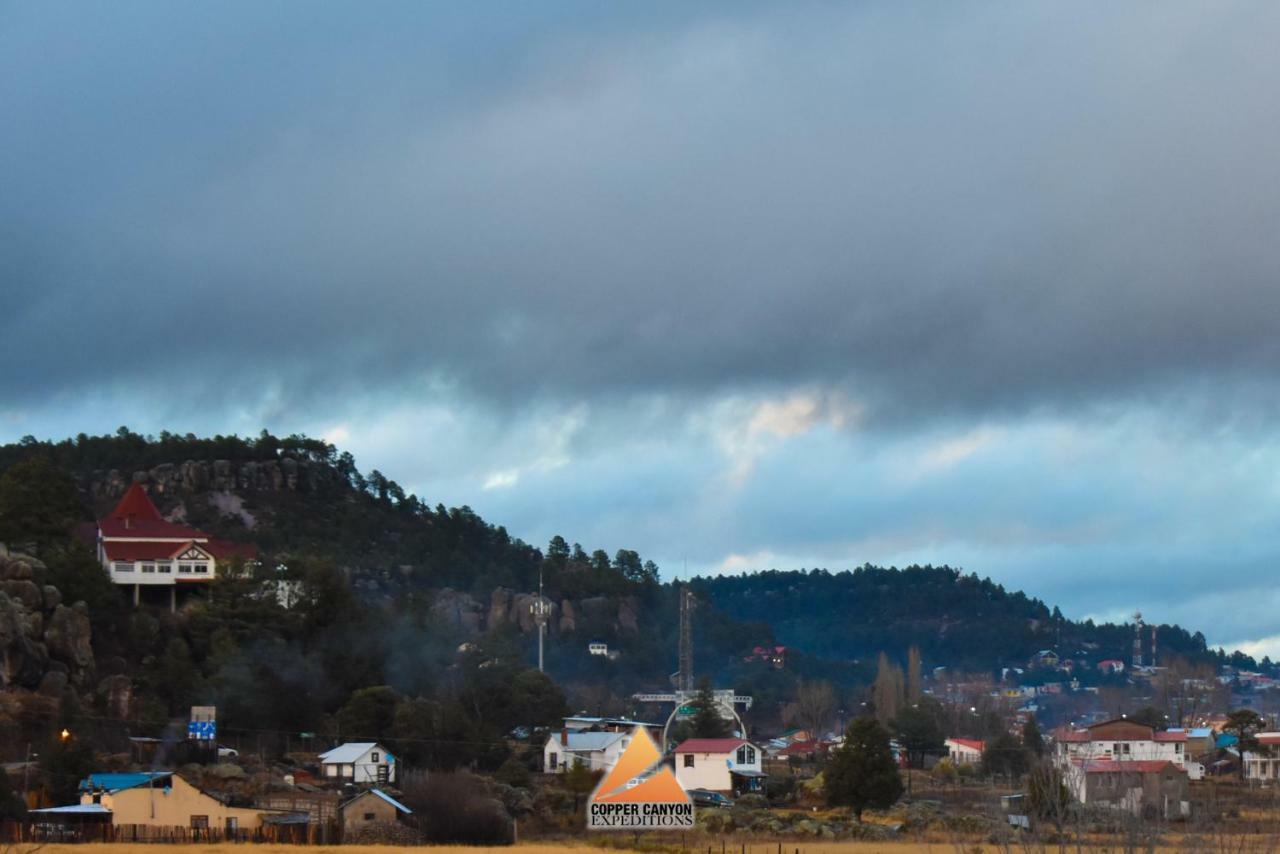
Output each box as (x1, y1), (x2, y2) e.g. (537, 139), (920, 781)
(7, 846), (993, 854)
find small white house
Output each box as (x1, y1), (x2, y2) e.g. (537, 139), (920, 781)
(319, 742), (396, 785)
(543, 730), (628, 773)
(673, 738), (765, 795)
(588, 642), (609, 656)
(945, 738), (985, 765)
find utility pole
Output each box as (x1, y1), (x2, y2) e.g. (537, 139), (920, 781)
(532, 568), (550, 673)
(22, 742), (32, 802)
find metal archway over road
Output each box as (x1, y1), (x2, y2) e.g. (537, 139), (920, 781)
(633, 689), (752, 751)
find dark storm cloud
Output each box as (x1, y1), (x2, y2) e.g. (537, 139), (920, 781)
(5, 1), (1280, 424)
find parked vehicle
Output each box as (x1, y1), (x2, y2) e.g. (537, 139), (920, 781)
(217, 745), (239, 759)
(687, 789), (732, 808)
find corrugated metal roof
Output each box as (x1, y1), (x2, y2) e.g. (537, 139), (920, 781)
(79, 772), (172, 793)
(370, 789), (412, 814)
(550, 731), (625, 751)
(319, 743), (380, 764)
(33, 804), (113, 814)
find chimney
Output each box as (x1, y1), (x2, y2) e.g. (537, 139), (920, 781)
(561, 727), (569, 748)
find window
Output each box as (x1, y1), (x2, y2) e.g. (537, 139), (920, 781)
(194, 563), (208, 573)
(549, 753), (558, 770)
(363, 812), (376, 822)
(371, 751), (379, 763)
(683, 754), (695, 768)
(179, 563), (193, 574)
(114, 562), (134, 572)
(736, 746), (756, 765)
(141, 563), (155, 573)
(190, 816), (209, 829)
(157, 562), (172, 573)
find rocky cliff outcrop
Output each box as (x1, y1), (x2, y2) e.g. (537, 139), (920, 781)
(0, 546), (95, 690)
(435, 586), (635, 638)
(87, 456), (343, 502)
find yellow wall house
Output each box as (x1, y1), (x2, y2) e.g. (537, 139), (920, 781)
(77, 772), (279, 831)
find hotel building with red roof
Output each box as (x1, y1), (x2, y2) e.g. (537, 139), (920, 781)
(96, 484), (257, 609)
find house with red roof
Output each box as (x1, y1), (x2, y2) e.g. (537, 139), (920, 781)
(96, 484), (257, 610)
(673, 738), (765, 795)
(1051, 718), (1187, 774)
(944, 737), (985, 765)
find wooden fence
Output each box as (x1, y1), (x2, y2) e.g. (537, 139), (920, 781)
(0, 820), (339, 845)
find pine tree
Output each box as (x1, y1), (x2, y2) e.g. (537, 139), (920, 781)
(825, 717), (904, 821)
(689, 679), (729, 738)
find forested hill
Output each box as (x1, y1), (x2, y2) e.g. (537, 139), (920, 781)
(694, 567), (1235, 674)
(0, 428), (1251, 684)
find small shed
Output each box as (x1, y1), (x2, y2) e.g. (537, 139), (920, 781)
(340, 788), (412, 828)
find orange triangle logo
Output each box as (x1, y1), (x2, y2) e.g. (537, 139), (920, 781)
(589, 727), (690, 804)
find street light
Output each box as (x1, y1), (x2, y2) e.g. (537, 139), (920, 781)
(60, 728), (71, 742)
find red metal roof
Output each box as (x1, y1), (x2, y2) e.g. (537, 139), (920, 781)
(778, 739), (827, 756)
(947, 738), (985, 752)
(98, 485), (257, 560)
(99, 484), (210, 540)
(675, 738), (750, 754)
(205, 539), (258, 560)
(109, 483), (165, 522)
(101, 541), (193, 561)
(1053, 729), (1090, 743)
(1153, 731), (1187, 742)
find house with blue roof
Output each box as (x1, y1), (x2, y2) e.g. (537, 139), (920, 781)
(339, 788), (412, 830)
(35, 771), (284, 831)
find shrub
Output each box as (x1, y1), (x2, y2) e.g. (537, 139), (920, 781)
(399, 770), (514, 844)
(494, 756), (532, 789)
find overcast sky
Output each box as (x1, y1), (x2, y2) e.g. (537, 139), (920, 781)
(5, 1), (1280, 655)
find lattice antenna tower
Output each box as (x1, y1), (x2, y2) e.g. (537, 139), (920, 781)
(678, 584), (695, 692)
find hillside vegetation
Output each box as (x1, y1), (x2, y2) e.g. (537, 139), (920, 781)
(0, 429), (1257, 780)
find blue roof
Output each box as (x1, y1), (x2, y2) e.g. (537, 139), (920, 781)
(1189, 728), (1214, 738)
(370, 789), (412, 814)
(79, 772), (172, 793)
(1217, 733), (1239, 748)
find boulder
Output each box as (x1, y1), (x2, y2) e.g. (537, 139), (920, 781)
(0, 559), (34, 581)
(1, 578), (41, 612)
(431, 588), (483, 635)
(558, 598), (575, 633)
(45, 603), (94, 671)
(37, 669), (68, 697)
(97, 674), (132, 719)
(1, 580), (43, 610)
(488, 588), (512, 628)
(42, 585), (61, 610)
(0, 592), (50, 688)
(617, 597), (640, 633)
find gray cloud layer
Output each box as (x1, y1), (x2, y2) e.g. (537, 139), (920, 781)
(7, 2), (1280, 652)
(6, 2), (1280, 425)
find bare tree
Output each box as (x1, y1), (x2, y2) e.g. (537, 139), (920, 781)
(793, 679), (837, 737)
